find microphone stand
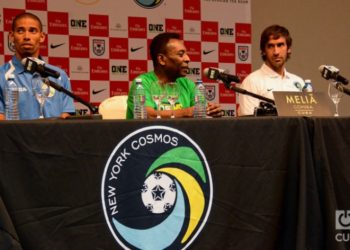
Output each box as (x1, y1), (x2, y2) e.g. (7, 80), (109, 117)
(44, 78), (102, 119)
(221, 79), (275, 104)
(221, 79), (277, 116)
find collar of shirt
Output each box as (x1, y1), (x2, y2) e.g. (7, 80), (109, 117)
(260, 63), (292, 80)
(11, 55), (26, 75)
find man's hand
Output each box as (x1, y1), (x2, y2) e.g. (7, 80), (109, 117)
(206, 102), (223, 117)
(60, 112), (71, 119)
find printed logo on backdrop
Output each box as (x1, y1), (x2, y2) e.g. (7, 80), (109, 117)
(7, 34), (15, 53)
(101, 126), (213, 250)
(205, 85), (216, 101)
(49, 57), (69, 75)
(70, 19), (88, 29)
(128, 17), (147, 38)
(187, 67), (200, 78)
(148, 23), (164, 33)
(89, 14), (109, 37)
(48, 12), (69, 35)
(219, 43), (235, 63)
(114, 23), (122, 30)
(71, 63), (89, 75)
(202, 21), (219, 42)
(26, 0), (47, 11)
(134, 0), (164, 8)
(185, 25), (200, 37)
(71, 80), (90, 103)
(220, 27), (234, 37)
(165, 19), (184, 36)
(183, 0), (201, 20)
(235, 23), (251, 44)
(69, 36), (89, 57)
(129, 60), (147, 81)
(90, 59), (109, 80)
(110, 38), (128, 59)
(236, 64), (251, 82)
(111, 65), (128, 75)
(109, 18), (128, 35)
(238, 46), (249, 61)
(185, 41), (201, 62)
(223, 109), (236, 117)
(50, 42), (65, 49)
(93, 39), (105, 56)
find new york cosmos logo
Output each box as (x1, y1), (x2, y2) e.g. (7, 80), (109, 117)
(101, 126), (213, 249)
(134, 0), (164, 8)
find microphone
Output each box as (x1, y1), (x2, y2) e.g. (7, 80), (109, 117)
(203, 67), (275, 104)
(22, 57), (60, 79)
(203, 67), (240, 83)
(319, 65), (349, 85)
(22, 57), (99, 115)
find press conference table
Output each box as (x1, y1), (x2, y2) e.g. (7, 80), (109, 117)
(0, 117), (349, 250)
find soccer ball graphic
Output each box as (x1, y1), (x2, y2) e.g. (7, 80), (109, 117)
(141, 172), (176, 214)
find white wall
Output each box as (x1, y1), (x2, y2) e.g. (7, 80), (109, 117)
(252, 0), (350, 115)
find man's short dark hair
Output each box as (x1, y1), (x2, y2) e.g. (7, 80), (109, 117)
(12, 12), (43, 32)
(150, 32), (181, 67)
(260, 25), (292, 60)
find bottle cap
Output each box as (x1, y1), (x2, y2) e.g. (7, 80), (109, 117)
(303, 79), (313, 92)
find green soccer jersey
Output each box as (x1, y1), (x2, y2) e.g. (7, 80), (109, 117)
(126, 71), (196, 119)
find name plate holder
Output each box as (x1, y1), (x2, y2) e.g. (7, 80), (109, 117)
(273, 91), (333, 117)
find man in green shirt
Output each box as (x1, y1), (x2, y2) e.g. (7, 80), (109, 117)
(126, 32), (222, 119)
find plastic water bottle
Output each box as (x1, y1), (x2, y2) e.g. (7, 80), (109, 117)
(303, 79), (313, 92)
(193, 79), (207, 118)
(133, 78), (147, 119)
(5, 74), (20, 120)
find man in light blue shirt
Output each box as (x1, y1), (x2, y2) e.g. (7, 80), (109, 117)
(0, 12), (75, 120)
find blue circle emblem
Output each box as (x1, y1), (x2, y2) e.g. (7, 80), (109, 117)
(101, 126), (213, 249)
(134, 0), (164, 8)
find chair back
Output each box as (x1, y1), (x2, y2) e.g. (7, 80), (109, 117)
(99, 95), (128, 119)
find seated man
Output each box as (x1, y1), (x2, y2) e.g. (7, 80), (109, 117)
(126, 32), (222, 119)
(238, 25), (306, 116)
(0, 12), (75, 120)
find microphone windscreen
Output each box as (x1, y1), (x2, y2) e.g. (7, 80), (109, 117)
(318, 65), (327, 72)
(21, 58), (27, 66)
(203, 67), (210, 77)
(203, 67), (219, 80)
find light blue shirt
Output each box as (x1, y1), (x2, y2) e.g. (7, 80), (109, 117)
(0, 56), (75, 120)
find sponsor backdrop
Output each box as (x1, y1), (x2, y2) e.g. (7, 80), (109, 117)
(0, 0), (251, 116)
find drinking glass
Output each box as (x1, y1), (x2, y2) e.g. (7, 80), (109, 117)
(32, 74), (51, 118)
(328, 81), (343, 117)
(150, 81), (165, 119)
(165, 83), (179, 118)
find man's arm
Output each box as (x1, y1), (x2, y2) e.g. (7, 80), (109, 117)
(145, 106), (193, 118)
